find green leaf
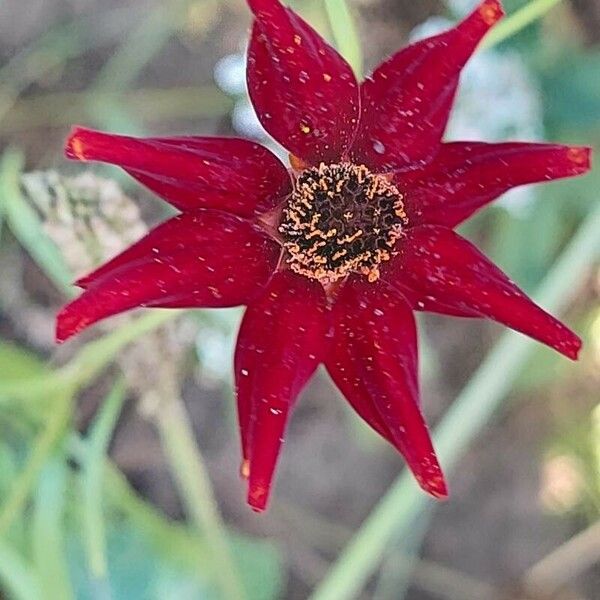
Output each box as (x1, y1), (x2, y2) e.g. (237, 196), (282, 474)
(32, 459), (74, 600)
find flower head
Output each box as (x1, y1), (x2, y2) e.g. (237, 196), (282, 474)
(58, 0), (591, 511)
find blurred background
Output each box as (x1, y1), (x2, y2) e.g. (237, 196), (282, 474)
(0, 0), (599, 599)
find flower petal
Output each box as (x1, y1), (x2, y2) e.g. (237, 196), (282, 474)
(350, 0), (504, 172)
(326, 277), (447, 499)
(247, 0), (359, 164)
(65, 127), (291, 217)
(402, 143), (592, 228)
(382, 226), (581, 359)
(56, 210), (280, 342)
(234, 270), (328, 511)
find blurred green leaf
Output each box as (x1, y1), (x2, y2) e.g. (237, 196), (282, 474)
(66, 515), (282, 600)
(0, 541), (42, 600)
(32, 459), (74, 600)
(0, 4), (152, 124)
(0, 444), (28, 552)
(0, 341), (48, 382)
(547, 413), (600, 518)
(81, 380), (127, 581)
(230, 534), (283, 600)
(0, 391), (74, 538)
(487, 206), (559, 292)
(73, 426), (282, 599)
(156, 395), (246, 600)
(0, 340), (58, 423)
(68, 434), (212, 571)
(69, 522), (214, 600)
(541, 52), (600, 134)
(0, 311), (183, 407)
(0, 149), (73, 295)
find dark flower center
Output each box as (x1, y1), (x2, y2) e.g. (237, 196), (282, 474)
(279, 162), (407, 284)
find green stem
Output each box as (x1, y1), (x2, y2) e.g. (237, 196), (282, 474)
(309, 204), (600, 600)
(482, 0), (564, 49)
(156, 392), (246, 600)
(0, 310), (182, 402)
(3, 311), (183, 401)
(67, 310), (183, 386)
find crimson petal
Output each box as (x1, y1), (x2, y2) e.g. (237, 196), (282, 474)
(382, 226), (581, 359)
(402, 143), (591, 228)
(56, 210), (280, 342)
(234, 271), (328, 511)
(326, 277), (447, 499)
(247, 0), (359, 165)
(350, 0), (503, 172)
(65, 127), (291, 218)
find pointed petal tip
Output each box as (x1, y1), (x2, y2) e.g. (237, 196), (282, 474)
(566, 146), (592, 172)
(416, 466), (449, 500)
(247, 482), (270, 512)
(563, 333), (583, 361)
(64, 125), (91, 161)
(55, 305), (91, 344)
(476, 0), (505, 27)
(545, 322), (582, 361)
(55, 319), (74, 345)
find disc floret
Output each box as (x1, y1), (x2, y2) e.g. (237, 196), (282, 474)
(279, 162), (407, 284)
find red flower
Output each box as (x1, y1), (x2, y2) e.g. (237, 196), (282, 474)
(57, 0), (591, 511)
